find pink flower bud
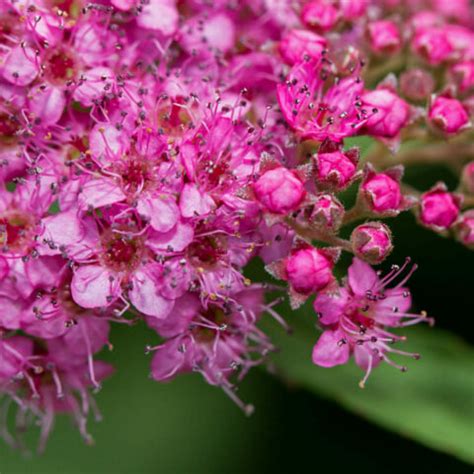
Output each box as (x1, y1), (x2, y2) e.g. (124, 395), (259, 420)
(461, 162), (474, 194)
(361, 172), (402, 213)
(285, 247), (333, 294)
(309, 193), (345, 232)
(367, 20), (401, 54)
(350, 222), (393, 264)
(400, 68), (435, 102)
(428, 96), (469, 134)
(420, 187), (461, 230)
(254, 167), (306, 214)
(341, 0), (368, 20)
(360, 89), (410, 138)
(455, 210), (474, 249)
(413, 27), (454, 65)
(314, 147), (359, 190)
(279, 30), (327, 65)
(301, 1), (340, 32)
(450, 61), (474, 93)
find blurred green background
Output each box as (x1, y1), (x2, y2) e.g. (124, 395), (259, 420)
(2, 161), (474, 473)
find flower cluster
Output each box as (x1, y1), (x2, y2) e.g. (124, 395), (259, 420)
(0, 0), (472, 451)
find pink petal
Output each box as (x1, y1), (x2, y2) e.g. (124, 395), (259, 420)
(147, 221), (194, 253)
(137, 0), (178, 36)
(312, 329), (350, 368)
(28, 84), (65, 125)
(313, 289), (348, 325)
(71, 265), (119, 308)
(2, 45), (38, 86)
(89, 123), (131, 159)
(179, 183), (214, 218)
(129, 269), (174, 318)
(79, 178), (126, 209)
(73, 67), (114, 107)
(137, 196), (179, 232)
(41, 211), (85, 249)
(348, 258), (379, 295)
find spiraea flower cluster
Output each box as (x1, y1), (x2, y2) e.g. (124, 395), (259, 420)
(0, 0), (472, 451)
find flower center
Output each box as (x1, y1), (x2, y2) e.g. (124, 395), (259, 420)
(100, 230), (143, 273)
(0, 111), (20, 142)
(119, 158), (154, 195)
(188, 235), (227, 267)
(0, 211), (35, 254)
(44, 48), (77, 85)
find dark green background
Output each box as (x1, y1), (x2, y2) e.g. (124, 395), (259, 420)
(2, 164), (473, 473)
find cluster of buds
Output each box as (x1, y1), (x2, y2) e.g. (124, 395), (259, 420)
(0, 0), (472, 452)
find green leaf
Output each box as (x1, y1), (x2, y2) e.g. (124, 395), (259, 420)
(264, 307), (474, 464)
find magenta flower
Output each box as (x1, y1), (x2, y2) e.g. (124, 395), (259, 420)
(313, 258), (432, 387)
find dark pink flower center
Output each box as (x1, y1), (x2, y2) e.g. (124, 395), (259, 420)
(101, 231), (144, 273)
(0, 211), (35, 253)
(45, 49), (77, 84)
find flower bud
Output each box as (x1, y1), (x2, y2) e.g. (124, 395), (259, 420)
(413, 27), (454, 65)
(400, 68), (434, 102)
(285, 247), (334, 294)
(454, 211), (474, 249)
(360, 89), (410, 138)
(279, 29), (327, 65)
(461, 162), (474, 194)
(350, 222), (393, 264)
(429, 96), (469, 134)
(367, 20), (401, 55)
(314, 147), (359, 190)
(361, 171), (402, 214)
(254, 167), (305, 214)
(420, 186), (461, 230)
(341, 0), (367, 20)
(309, 193), (345, 232)
(301, 1), (340, 32)
(449, 61), (474, 93)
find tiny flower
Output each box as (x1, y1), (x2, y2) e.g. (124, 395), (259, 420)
(360, 88), (411, 139)
(285, 246), (335, 295)
(413, 27), (455, 65)
(461, 162), (474, 194)
(420, 184), (462, 231)
(367, 20), (401, 54)
(312, 258), (431, 386)
(450, 61), (474, 93)
(279, 30), (327, 65)
(254, 167), (306, 215)
(400, 68), (435, 102)
(454, 210), (474, 249)
(350, 222), (393, 264)
(314, 142), (359, 190)
(301, 1), (341, 32)
(309, 193), (345, 233)
(428, 96), (470, 135)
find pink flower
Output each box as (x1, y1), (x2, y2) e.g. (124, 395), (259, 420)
(254, 167), (306, 214)
(413, 27), (455, 65)
(279, 30), (327, 65)
(361, 167), (406, 214)
(308, 193), (345, 232)
(428, 96), (470, 134)
(461, 162), (474, 194)
(314, 142), (359, 190)
(285, 247), (334, 295)
(277, 59), (366, 142)
(312, 258), (431, 386)
(360, 89), (411, 139)
(301, 1), (341, 32)
(399, 68), (435, 102)
(420, 185), (462, 231)
(454, 210), (474, 249)
(367, 20), (401, 54)
(350, 222), (393, 264)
